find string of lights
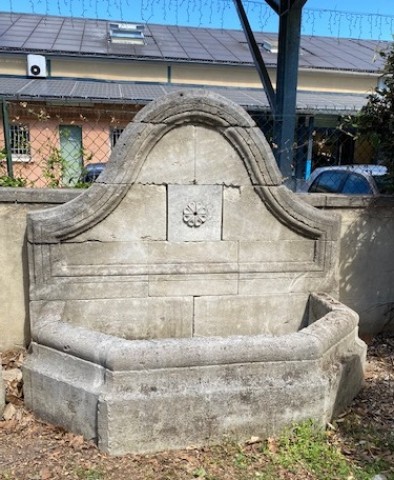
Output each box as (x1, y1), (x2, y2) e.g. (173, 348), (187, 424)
(5, 0), (394, 40)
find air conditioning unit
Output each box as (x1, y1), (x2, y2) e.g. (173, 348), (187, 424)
(27, 54), (47, 78)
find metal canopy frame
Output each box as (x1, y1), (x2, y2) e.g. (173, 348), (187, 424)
(233, 0), (308, 183)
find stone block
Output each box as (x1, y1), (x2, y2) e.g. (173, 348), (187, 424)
(0, 204), (31, 350)
(63, 297), (193, 339)
(23, 343), (105, 440)
(238, 275), (337, 298)
(137, 125), (196, 184)
(51, 241), (149, 269)
(137, 125), (250, 186)
(97, 361), (328, 454)
(194, 295), (309, 337)
(149, 274), (238, 297)
(193, 126), (250, 185)
(222, 186), (301, 241)
(75, 184), (167, 242)
(238, 240), (315, 263)
(168, 185), (223, 241)
(148, 240), (237, 266)
(32, 279), (149, 302)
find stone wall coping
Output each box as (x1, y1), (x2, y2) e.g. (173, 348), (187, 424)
(30, 293), (359, 372)
(0, 187), (80, 204)
(0, 188), (393, 210)
(297, 193), (394, 209)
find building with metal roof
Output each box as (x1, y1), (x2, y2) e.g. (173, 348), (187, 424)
(0, 11), (387, 186)
(0, 11), (387, 111)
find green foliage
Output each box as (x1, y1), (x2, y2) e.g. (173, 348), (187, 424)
(341, 42), (394, 173)
(0, 151), (27, 187)
(0, 175), (27, 187)
(265, 420), (353, 478)
(43, 146), (67, 187)
(263, 419), (380, 480)
(43, 146), (93, 188)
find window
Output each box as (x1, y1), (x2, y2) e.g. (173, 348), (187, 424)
(10, 125), (30, 161)
(342, 173), (373, 195)
(111, 127), (124, 148)
(309, 171), (348, 193)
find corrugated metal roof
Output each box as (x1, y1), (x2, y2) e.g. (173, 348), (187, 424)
(0, 76), (368, 113)
(0, 11), (388, 72)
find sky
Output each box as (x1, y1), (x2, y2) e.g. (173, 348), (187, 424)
(3, 0), (394, 40)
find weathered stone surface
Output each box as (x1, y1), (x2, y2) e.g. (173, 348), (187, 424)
(23, 343), (105, 440)
(133, 89), (256, 128)
(137, 125), (250, 185)
(23, 294), (365, 454)
(148, 274), (238, 297)
(137, 125), (195, 184)
(0, 364), (5, 418)
(23, 91), (365, 455)
(98, 361), (328, 454)
(222, 186), (302, 241)
(194, 294), (309, 336)
(62, 297), (193, 339)
(0, 204), (32, 351)
(168, 185), (223, 241)
(74, 185), (166, 243)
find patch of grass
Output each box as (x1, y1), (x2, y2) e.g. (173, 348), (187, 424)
(262, 419), (375, 480)
(75, 467), (105, 480)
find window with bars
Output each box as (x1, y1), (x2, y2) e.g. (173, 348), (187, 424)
(111, 127), (124, 148)
(10, 125), (31, 161)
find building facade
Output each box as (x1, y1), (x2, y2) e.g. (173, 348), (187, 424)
(0, 11), (386, 186)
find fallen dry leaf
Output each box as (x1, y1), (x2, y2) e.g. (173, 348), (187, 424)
(2, 402), (17, 421)
(266, 437), (278, 454)
(39, 467), (52, 480)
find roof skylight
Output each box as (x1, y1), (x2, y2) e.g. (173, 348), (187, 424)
(109, 23), (145, 45)
(261, 40), (278, 54)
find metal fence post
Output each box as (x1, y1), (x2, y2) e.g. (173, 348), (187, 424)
(1, 99), (13, 178)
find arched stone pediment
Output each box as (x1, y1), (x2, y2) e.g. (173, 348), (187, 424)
(28, 90), (339, 339)
(28, 90), (336, 244)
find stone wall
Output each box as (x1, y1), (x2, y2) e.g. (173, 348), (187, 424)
(301, 194), (394, 335)
(0, 179), (394, 350)
(0, 189), (80, 351)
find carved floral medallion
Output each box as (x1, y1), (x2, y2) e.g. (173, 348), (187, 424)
(183, 201), (208, 228)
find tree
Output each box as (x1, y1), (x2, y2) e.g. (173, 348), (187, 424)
(342, 42), (394, 173)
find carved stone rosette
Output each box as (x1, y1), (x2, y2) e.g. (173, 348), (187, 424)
(183, 201), (208, 227)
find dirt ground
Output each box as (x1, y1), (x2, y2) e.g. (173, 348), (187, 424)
(0, 334), (393, 480)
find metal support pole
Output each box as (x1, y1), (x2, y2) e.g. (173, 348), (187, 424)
(233, 0), (276, 113)
(1, 99), (13, 178)
(273, 0), (304, 185)
(305, 115), (314, 179)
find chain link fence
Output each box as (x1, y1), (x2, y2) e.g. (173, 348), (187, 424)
(0, 99), (378, 189)
(0, 100), (141, 188)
